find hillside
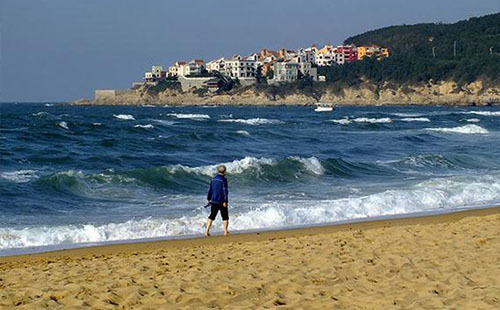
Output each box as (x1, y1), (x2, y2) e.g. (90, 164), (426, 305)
(319, 13), (500, 86)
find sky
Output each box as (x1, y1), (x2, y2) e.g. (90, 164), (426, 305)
(0, 0), (498, 102)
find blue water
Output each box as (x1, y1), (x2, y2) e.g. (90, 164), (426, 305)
(1, 103), (500, 251)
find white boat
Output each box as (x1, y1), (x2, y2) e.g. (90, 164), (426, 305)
(314, 106), (334, 112)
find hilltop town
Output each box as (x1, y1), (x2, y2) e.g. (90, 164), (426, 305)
(138, 44), (389, 92)
(79, 14), (499, 106)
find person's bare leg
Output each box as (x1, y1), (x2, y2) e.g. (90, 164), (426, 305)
(223, 220), (229, 235)
(205, 219), (213, 237)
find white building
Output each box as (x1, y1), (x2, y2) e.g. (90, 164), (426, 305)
(315, 45), (336, 66)
(223, 55), (258, 78)
(168, 61), (186, 77)
(273, 61), (300, 82)
(178, 59), (205, 77)
(144, 65), (166, 81)
(206, 57), (226, 73)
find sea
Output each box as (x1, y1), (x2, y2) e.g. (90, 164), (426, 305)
(1, 103), (500, 255)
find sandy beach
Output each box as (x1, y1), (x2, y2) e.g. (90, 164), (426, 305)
(1, 207), (499, 309)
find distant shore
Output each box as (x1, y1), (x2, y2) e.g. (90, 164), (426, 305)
(71, 80), (500, 107)
(2, 206), (499, 309)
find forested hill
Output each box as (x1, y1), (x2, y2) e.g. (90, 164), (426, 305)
(345, 13), (499, 57)
(320, 13), (500, 86)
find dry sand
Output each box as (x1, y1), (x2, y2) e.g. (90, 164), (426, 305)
(1, 207), (499, 309)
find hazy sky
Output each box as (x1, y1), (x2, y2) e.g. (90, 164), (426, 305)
(0, 0), (498, 102)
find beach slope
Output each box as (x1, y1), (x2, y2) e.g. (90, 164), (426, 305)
(1, 207), (499, 309)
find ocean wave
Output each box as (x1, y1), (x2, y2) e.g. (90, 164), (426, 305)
(378, 153), (485, 170)
(461, 111), (500, 116)
(426, 124), (489, 134)
(32, 111), (54, 118)
(290, 156), (325, 175)
(236, 130), (251, 136)
(328, 118), (351, 125)
(34, 156), (330, 197)
(400, 117), (431, 122)
(329, 117), (392, 124)
(354, 117), (392, 124)
(167, 113), (210, 120)
(113, 114), (135, 120)
(92, 122), (102, 126)
(134, 124), (154, 129)
(465, 118), (480, 123)
(219, 118), (283, 125)
(153, 119), (176, 126)
(0, 170), (38, 183)
(391, 112), (423, 117)
(57, 121), (69, 130)
(3, 173), (500, 249)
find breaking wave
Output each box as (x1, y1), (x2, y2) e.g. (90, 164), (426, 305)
(0, 170), (39, 183)
(3, 173), (500, 249)
(113, 114), (135, 120)
(465, 118), (480, 123)
(236, 130), (251, 136)
(400, 117), (431, 122)
(461, 111), (500, 116)
(167, 113), (210, 120)
(57, 121), (69, 130)
(219, 118), (283, 125)
(134, 124), (154, 129)
(328, 117), (392, 124)
(426, 124), (489, 134)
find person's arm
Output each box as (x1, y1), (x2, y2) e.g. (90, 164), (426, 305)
(207, 180), (212, 202)
(223, 178), (228, 207)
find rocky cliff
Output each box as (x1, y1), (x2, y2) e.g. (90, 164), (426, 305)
(73, 80), (500, 106)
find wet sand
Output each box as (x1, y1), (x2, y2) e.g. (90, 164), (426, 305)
(1, 207), (499, 309)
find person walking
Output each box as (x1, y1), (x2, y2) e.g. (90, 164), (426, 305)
(205, 165), (229, 236)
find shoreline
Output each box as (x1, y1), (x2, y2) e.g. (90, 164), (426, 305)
(1, 206), (498, 308)
(2, 205), (498, 261)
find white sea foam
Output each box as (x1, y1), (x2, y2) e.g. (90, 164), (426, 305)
(44, 103), (54, 107)
(391, 112), (423, 117)
(290, 156), (325, 175)
(113, 114), (135, 120)
(2, 174), (500, 250)
(328, 118), (351, 125)
(134, 124), (154, 129)
(427, 124), (489, 134)
(168, 156), (277, 176)
(57, 121), (69, 130)
(236, 130), (251, 136)
(32, 111), (52, 118)
(462, 111), (500, 116)
(168, 156), (323, 177)
(219, 118), (283, 125)
(400, 117), (431, 122)
(353, 117), (392, 124)
(92, 123), (102, 126)
(167, 113), (210, 120)
(0, 170), (38, 183)
(465, 118), (480, 123)
(153, 119), (176, 126)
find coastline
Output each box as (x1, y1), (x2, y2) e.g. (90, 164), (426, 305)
(1, 206), (499, 308)
(71, 80), (500, 107)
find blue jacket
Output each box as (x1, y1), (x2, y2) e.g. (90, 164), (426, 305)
(207, 174), (228, 204)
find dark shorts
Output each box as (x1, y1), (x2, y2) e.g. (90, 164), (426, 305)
(208, 203), (229, 221)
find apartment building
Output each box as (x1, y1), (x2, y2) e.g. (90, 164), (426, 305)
(178, 59), (205, 76)
(223, 55), (258, 78)
(168, 61), (186, 77)
(315, 44), (336, 66)
(144, 66), (166, 81)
